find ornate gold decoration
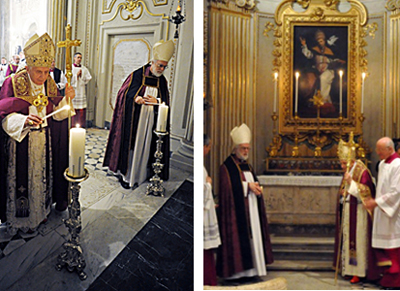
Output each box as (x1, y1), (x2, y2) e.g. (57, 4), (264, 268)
(337, 132), (357, 163)
(103, 0), (118, 14)
(24, 33), (55, 68)
(153, 0), (168, 6)
(210, 0), (255, 10)
(310, 90), (324, 107)
(101, 1), (168, 24)
(266, 0), (376, 173)
(297, 0), (311, 9)
(386, 0), (400, 11)
(270, 0), (374, 134)
(310, 7), (325, 21)
(263, 21), (275, 38)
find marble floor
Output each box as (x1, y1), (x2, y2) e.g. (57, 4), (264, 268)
(265, 271), (381, 290)
(0, 128), (193, 291)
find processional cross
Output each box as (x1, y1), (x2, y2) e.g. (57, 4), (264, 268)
(57, 24), (82, 129)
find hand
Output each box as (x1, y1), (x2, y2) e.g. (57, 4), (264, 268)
(25, 114), (42, 127)
(300, 37), (306, 46)
(143, 94), (158, 105)
(65, 83), (75, 100)
(249, 182), (262, 196)
(77, 69), (82, 79)
(206, 176), (212, 185)
(363, 197), (377, 212)
(135, 96), (145, 105)
(344, 172), (352, 184)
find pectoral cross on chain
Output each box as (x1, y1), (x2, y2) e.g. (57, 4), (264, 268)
(57, 24), (81, 130)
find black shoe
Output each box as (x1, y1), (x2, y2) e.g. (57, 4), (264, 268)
(132, 183), (139, 190)
(55, 201), (68, 212)
(119, 176), (131, 189)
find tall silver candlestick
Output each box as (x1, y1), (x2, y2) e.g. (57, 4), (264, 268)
(55, 168), (89, 280)
(146, 131), (168, 197)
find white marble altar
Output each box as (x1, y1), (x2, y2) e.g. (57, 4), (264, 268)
(259, 176), (341, 227)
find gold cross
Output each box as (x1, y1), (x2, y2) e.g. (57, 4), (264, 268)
(57, 24), (81, 130)
(57, 24), (82, 84)
(33, 93), (49, 113)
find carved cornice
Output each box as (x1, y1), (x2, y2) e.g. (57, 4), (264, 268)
(210, 0), (255, 10)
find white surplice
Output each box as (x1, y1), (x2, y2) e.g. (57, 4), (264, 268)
(122, 86), (157, 187)
(340, 164), (369, 277)
(204, 166), (220, 250)
(373, 157), (400, 248)
(227, 171), (267, 279)
(1, 80), (51, 234)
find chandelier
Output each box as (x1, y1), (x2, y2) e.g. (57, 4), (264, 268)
(169, 0), (186, 38)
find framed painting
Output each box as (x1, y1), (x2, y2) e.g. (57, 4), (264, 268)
(272, 0), (370, 135)
(293, 25), (348, 119)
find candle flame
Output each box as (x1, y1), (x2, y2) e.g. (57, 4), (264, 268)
(339, 70), (343, 77)
(295, 72), (300, 78)
(76, 124), (80, 128)
(274, 72), (278, 80)
(362, 72), (366, 79)
(177, 4), (181, 12)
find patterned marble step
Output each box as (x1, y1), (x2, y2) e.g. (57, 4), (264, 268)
(271, 235), (335, 262)
(268, 260), (334, 271)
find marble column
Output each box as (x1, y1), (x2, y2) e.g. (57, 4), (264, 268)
(0, 0), (10, 59)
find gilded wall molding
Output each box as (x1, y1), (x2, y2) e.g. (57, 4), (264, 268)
(386, 0), (400, 12)
(153, 0), (168, 6)
(103, 0), (118, 13)
(101, 1), (168, 25)
(210, 0), (256, 10)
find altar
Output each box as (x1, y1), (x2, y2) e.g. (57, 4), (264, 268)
(258, 175), (342, 235)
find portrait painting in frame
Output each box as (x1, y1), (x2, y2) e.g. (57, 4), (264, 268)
(293, 25), (348, 119)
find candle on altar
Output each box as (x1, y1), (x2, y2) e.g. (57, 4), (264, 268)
(156, 102), (169, 132)
(339, 70), (343, 114)
(361, 72), (366, 114)
(273, 72), (278, 113)
(69, 124), (86, 178)
(295, 72), (300, 114)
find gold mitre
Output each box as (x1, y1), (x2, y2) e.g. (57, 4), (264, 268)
(152, 40), (175, 62)
(24, 33), (55, 68)
(231, 123), (251, 145)
(337, 133), (357, 161)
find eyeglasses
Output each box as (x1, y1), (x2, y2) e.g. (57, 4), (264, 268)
(156, 63), (168, 69)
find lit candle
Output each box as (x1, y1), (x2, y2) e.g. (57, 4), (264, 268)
(274, 72), (278, 113)
(361, 72), (366, 114)
(69, 124), (86, 178)
(339, 70), (343, 114)
(156, 102), (169, 132)
(295, 72), (300, 114)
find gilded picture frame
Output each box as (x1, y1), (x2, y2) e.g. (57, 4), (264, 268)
(273, 0), (370, 135)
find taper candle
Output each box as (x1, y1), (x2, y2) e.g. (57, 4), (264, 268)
(295, 72), (300, 113)
(361, 72), (366, 114)
(156, 102), (169, 132)
(339, 70), (343, 114)
(69, 124), (86, 178)
(274, 72), (278, 113)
